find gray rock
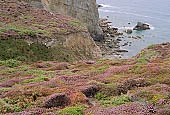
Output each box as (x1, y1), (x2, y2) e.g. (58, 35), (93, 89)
(125, 29), (133, 34)
(133, 22), (150, 30)
(29, 1), (43, 8)
(115, 49), (128, 52)
(98, 4), (103, 8)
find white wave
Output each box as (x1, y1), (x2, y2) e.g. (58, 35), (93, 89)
(99, 4), (120, 9)
(150, 26), (155, 30)
(119, 26), (155, 30)
(99, 4), (112, 8)
(119, 27), (134, 30)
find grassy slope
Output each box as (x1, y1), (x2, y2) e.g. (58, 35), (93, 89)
(0, 43), (169, 114)
(0, 0), (88, 62)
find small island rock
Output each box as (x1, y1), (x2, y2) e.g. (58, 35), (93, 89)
(133, 22), (150, 30)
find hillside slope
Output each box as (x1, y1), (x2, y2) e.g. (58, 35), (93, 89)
(0, 0), (101, 62)
(0, 42), (169, 114)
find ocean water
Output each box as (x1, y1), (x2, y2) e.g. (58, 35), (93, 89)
(97, 0), (170, 58)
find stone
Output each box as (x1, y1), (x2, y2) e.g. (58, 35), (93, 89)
(43, 93), (70, 108)
(125, 29), (133, 34)
(98, 4), (103, 8)
(29, 1), (43, 8)
(115, 49), (128, 53)
(133, 22), (150, 30)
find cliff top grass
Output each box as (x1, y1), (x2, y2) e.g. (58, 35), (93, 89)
(0, 0), (87, 39)
(0, 42), (170, 114)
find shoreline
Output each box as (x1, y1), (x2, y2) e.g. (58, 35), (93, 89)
(96, 18), (148, 59)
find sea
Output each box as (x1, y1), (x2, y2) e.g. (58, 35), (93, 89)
(97, 0), (170, 58)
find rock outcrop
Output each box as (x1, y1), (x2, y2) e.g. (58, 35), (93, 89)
(133, 22), (150, 30)
(41, 0), (104, 41)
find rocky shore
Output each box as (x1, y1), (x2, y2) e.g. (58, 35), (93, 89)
(96, 18), (151, 58)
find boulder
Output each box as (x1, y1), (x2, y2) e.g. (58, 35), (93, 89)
(43, 93), (70, 108)
(133, 22), (150, 30)
(125, 29), (133, 34)
(98, 4), (103, 8)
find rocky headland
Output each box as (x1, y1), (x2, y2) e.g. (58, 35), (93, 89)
(0, 0), (170, 115)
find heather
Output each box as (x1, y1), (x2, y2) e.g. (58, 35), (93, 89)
(0, 0), (170, 115)
(0, 0), (100, 62)
(0, 42), (169, 114)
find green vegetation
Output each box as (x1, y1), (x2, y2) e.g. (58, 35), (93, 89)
(91, 64), (110, 75)
(95, 94), (131, 107)
(136, 57), (148, 64)
(138, 50), (159, 61)
(20, 15), (33, 20)
(132, 91), (168, 105)
(129, 63), (145, 74)
(57, 106), (84, 115)
(0, 39), (76, 62)
(0, 24), (36, 36)
(68, 20), (86, 30)
(0, 59), (21, 68)
(0, 24), (51, 37)
(148, 44), (157, 49)
(146, 73), (170, 86)
(0, 97), (32, 113)
(21, 76), (48, 84)
(95, 92), (108, 100)
(0, 22), (4, 26)
(104, 74), (125, 82)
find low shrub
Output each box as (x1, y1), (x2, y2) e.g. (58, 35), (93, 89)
(57, 106), (84, 115)
(0, 59), (21, 68)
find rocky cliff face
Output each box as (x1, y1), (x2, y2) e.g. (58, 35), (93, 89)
(41, 0), (104, 41)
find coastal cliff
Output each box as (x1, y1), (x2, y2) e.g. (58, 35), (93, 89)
(0, 0), (101, 62)
(41, 0), (104, 41)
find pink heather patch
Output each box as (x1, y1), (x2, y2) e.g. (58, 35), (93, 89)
(94, 65), (132, 79)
